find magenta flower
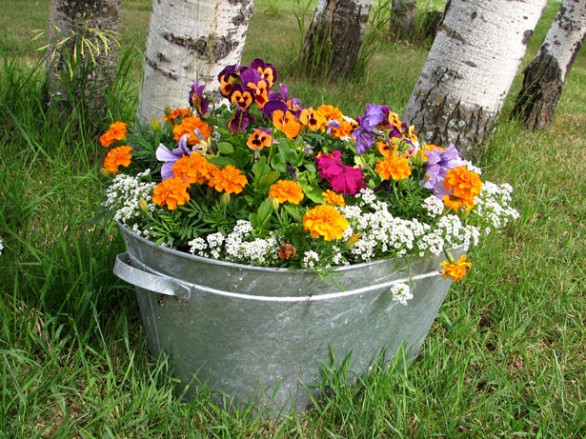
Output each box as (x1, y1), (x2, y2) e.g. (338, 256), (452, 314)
(316, 150), (365, 195)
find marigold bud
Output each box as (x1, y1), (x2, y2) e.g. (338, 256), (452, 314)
(151, 117), (161, 132)
(138, 197), (148, 212)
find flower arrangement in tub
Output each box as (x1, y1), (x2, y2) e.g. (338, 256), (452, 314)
(100, 59), (518, 297)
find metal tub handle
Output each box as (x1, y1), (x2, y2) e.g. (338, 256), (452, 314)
(113, 253), (191, 300)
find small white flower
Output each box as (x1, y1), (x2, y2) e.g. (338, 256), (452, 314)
(302, 251), (320, 269)
(391, 282), (413, 305)
(188, 237), (208, 257)
(422, 195), (444, 218)
(206, 232), (225, 249)
(105, 170), (156, 224)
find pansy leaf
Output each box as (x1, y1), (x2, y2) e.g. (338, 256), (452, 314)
(283, 204), (302, 221)
(256, 198), (274, 228)
(259, 170), (280, 188)
(208, 156), (236, 167)
(217, 142), (235, 154)
(299, 182), (324, 204)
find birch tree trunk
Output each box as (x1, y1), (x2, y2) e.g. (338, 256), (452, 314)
(302, 0), (373, 80)
(511, 0), (586, 131)
(138, 0), (255, 122)
(390, 0), (416, 41)
(402, 0), (548, 159)
(47, 0), (120, 113)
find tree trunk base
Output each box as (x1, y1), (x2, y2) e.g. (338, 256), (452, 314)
(511, 52), (564, 131)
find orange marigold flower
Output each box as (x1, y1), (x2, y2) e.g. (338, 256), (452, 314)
(173, 116), (213, 145)
(322, 190), (345, 207)
(316, 104), (343, 122)
(152, 177), (190, 210)
(103, 145), (132, 174)
(375, 155), (412, 181)
(440, 255), (472, 281)
(172, 153), (213, 184)
(272, 109), (302, 140)
(303, 205), (349, 241)
(443, 166), (482, 211)
(208, 165), (248, 195)
(442, 194), (475, 212)
(268, 180), (304, 205)
(163, 107), (193, 125)
(99, 121), (127, 147)
(247, 128), (273, 150)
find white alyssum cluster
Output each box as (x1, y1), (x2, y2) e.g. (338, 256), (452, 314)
(188, 237), (208, 257)
(341, 189), (429, 262)
(390, 282), (413, 305)
(104, 169), (156, 227)
(302, 250), (320, 269)
(425, 214), (480, 251)
(331, 245), (347, 266)
(472, 182), (520, 234)
(189, 220), (278, 265)
(422, 195), (445, 218)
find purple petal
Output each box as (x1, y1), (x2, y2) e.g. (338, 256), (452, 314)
(156, 144), (178, 162)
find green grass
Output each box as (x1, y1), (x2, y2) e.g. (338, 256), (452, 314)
(1, 0), (585, 437)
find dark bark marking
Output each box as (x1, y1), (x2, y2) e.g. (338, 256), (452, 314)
(440, 24), (466, 44)
(162, 32), (240, 62)
(146, 58), (179, 80)
(522, 29), (534, 45)
(231, 0), (255, 27)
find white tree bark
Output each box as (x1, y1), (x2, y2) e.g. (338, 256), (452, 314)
(402, 0), (548, 158)
(138, 0), (255, 122)
(512, 0), (586, 130)
(302, 0), (373, 80)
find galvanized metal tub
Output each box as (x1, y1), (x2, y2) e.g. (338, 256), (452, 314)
(114, 224), (463, 415)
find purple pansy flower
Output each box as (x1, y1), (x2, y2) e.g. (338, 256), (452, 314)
(156, 134), (193, 180)
(228, 109), (255, 132)
(352, 104), (391, 154)
(250, 58), (278, 88)
(361, 104), (390, 130)
(420, 144), (465, 196)
(189, 80), (210, 118)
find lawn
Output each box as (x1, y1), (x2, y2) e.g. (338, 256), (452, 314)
(0, 0), (584, 437)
